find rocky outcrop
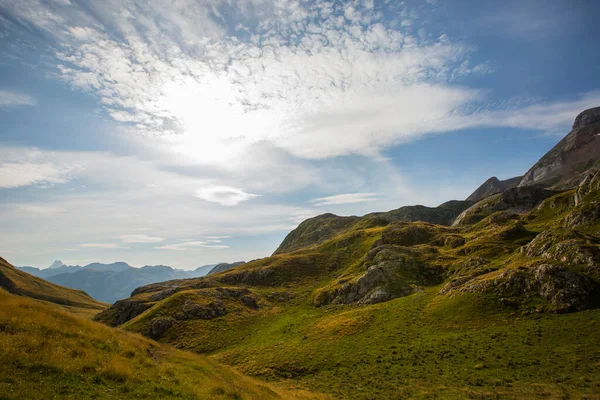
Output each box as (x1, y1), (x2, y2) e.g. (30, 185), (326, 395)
(149, 317), (175, 339)
(315, 244), (443, 306)
(96, 298), (153, 326)
(175, 299), (227, 320)
(466, 176), (522, 202)
(572, 106), (600, 130)
(523, 230), (600, 270)
(519, 107), (600, 188)
(453, 186), (555, 226)
(450, 265), (593, 313)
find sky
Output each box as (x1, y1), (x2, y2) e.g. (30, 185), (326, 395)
(0, 0), (599, 270)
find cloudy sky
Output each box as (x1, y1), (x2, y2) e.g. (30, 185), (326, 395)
(0, 0), (599, 269)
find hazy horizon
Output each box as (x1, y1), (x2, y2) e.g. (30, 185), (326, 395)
(1, 0), (599, 269)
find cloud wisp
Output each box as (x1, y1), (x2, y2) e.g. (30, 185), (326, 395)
(195, 186), (259, 206)
(310, 193), (380, 206)
(0, 90), (36, 107)
(117, 235), (164, 244)
(80, 243), (129, 249)
(0, 162), (75, 188)
(155, 241), (229, 251)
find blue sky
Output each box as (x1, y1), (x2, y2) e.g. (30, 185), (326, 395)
(0, 0), (599, 269)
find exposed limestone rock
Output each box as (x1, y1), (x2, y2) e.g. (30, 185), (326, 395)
(150, 317), (174, 339)
(519, 106), (600, 188)
(147, 287), (179, 302)
(316, 244), (443, 306)
(175, 300), (227, 320)
(574, 169), (600, 206)
(572, 106), (600, 130)
(451, 265), (593, 313)
(523, 230), (600, 273)
(466, 176), (522, 202)
(99, 298), (153, 326)
(453, 187), (555, 226)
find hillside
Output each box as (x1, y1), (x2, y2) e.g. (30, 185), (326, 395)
(273, 200), (473, 256)
(95, 108), (600, 399)
(0, 257), (106, 315)
(208, 261), (247, 275)
(519, 106), (600, 188)
(466, 176), (522, 202)
(18, 262), (217, 303)
(0, 289), (326, 400)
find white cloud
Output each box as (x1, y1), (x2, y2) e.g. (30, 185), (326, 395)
(0, 90), (36, 107)
(0, 162), (74, 188)
(155, 241), (229, 251)
(311, 193), (380, 206)
(80, 243), (128, 249)
(195, 185), (259, 206)
(1, 0), (596, 167)
(117, 234), (164, 244)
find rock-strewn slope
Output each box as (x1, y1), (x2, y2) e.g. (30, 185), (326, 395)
(518, 107), (600, 188)
(93, 107), (600, 400)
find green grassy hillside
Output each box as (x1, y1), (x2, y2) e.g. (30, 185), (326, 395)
(95, 170), (600, 399)
(0, 289), (327, 400)
(0, 257), (106, 316)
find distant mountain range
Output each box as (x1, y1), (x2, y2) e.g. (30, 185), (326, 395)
(16, 261), (221, 303)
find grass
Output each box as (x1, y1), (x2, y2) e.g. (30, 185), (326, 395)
(96, 185), (600, 399)
(0, 256), (106, 315)
(0, 289), (328, 400)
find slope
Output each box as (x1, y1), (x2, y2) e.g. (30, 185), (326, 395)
(0, 289), (326, 400)
(0, 257), (106, 315)
(95, 108), (600, 399)
(95, 171), (600, 398)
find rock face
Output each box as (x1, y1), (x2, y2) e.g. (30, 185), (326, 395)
(451, 265), (593, 313)
(518, 107), (600, 188)
(453, 186), (555, 226)
(96, 298), (153, 326)
(150, 317), (175, 339)
(572, 106), (600, 130)
(315, 230), (445, 306)
(466, 176), (522, 202)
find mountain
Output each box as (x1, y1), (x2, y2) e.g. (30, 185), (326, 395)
(207, 261), (246, 275)
(48, 260), (66, 269)
(0, 257), (105, 314)
(15, 261), (219, 303)
(519, 106), (600, 188)
(95, 107), (600, 399)
(466, 176), (522, 202)
(194, 263), (218, 276)
(46, 264), (207, 303)
(0, 289), (321, 400)
(273, 200), (473, 255)
(83, 261), (132, 272)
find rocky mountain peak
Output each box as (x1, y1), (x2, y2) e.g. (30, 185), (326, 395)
(48, 260), (66, 269)
(517, 106), (600, 188)
(572, 106), (600, 130)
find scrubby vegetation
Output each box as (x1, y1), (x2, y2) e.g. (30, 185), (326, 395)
(93, 168), (600, 399)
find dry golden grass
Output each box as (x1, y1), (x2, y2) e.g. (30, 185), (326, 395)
(0, 257), (106, 313)
(0, 289), (329, 400)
